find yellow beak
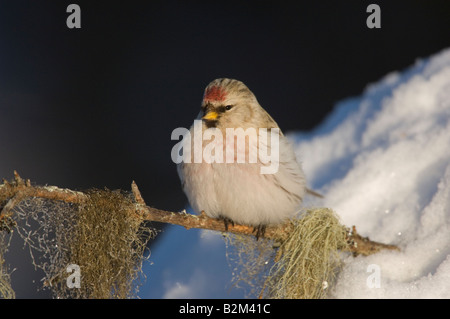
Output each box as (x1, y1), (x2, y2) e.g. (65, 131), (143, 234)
(202, 111), (219, 121)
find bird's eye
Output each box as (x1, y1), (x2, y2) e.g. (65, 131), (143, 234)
(225, 105), (233, 111)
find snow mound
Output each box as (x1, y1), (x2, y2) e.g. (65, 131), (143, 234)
(293, 48), (450, 298)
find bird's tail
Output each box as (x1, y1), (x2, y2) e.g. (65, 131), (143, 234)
(306, 188), (323, 198)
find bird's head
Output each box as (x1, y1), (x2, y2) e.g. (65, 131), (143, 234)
(200, 78), (261, 129)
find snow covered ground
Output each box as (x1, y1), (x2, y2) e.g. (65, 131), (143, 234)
(140, 47), (450, 299)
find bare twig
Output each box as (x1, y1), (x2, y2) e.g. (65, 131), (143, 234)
(346, 225), (399, 256)
(0, 171), (399, 256)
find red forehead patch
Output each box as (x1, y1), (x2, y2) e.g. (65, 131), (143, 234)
(204, 86), (227, 102)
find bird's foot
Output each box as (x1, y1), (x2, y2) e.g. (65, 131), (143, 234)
(220, 217), (235, 231)
(252, 224), (267, 240)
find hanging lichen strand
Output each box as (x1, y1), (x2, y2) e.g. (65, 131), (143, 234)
(0, 174), (155, 299)
(225, 208), (348, 299)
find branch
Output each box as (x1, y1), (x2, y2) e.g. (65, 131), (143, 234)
(1, 171), (399, 256)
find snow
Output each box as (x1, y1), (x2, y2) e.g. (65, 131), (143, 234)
(140, 47), (450, 299)
(308, 48), (450, 298)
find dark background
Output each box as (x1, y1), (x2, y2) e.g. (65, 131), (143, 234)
(1, 0), (449, 297)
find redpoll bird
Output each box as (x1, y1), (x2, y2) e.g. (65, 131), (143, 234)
(177, 78), (306, 233)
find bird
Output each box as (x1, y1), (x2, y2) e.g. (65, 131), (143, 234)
(177, 78), (306, 237)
